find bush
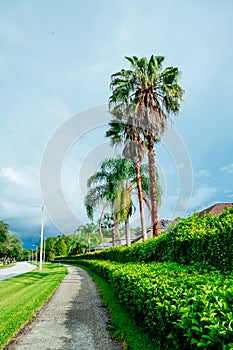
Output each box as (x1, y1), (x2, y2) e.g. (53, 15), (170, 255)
(74, 259), (233, 350)
(60, 208), (233, 271)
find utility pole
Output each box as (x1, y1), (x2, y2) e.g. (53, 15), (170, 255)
(39, 206), (44, 272)
(43, 236), (46, 262)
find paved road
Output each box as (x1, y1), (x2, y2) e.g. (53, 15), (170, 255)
(0, 261), (36, 281)
(6, 265), (123, 350)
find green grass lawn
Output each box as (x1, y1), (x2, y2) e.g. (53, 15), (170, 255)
(0, 263), (67, 349)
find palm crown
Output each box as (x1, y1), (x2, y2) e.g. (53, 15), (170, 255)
(109, 55), (184, 139)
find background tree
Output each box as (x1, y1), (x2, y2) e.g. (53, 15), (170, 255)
(75, 223), (98, 252)
(44, 234), (88, 260)
(55, 237), (68, 256)
(100, 212), (115, 245)
(84, 186), (106, 241)
(66, 238), (83, 256)
(45, 237), (57, 261)
(110, 55), (185, 236)
(0, 221), (22, 263)
(8, 234), (23, 261)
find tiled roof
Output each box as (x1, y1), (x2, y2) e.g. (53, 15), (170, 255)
(198, 202), (232, 217)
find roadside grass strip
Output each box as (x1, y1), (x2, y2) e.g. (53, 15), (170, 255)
(0, 263), (67, 349)
(76, 260), (233, 350)
(0, 264), (15, 270)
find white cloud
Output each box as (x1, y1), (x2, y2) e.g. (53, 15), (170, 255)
(195, 169), (210, 178)
(0, 0), (232, 245)
(0, 166), (23, 185)
(0, 166), (34, 188)
(221, 163), (233, 174)
(189, 186), (217, 209)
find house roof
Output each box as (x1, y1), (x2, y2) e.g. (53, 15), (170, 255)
(198, 202), (232, 217)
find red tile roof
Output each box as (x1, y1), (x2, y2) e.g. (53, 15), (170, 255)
(198, 202), (232, 217)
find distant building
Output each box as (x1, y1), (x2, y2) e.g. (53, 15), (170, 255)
(158, 219), (173, 232)
(198, 202), (232, 218)
(90, 243), (112, 252)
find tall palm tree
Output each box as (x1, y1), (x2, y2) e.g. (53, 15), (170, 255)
(109, 55), (185, 236)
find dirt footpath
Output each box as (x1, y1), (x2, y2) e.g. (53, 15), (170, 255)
(6, 265), (123, 350)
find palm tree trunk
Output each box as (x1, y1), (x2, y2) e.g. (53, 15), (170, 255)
(113, 214), (121, 238)
(135, 163), (147, 241)
(125, 216), (131, 246)
(98, 204), (106, 241)
(88, 232), (90, 252)
(111, 227), (115, 246)
(143, 193), (151, 212)
(148, 135), (159, 236)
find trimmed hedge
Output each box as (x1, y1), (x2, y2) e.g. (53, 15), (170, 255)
(57, 208), (233, 271)
(54, 210), (233, 349)
(65, 259), (233, 349)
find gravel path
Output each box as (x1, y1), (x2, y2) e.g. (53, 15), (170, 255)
(6, 265), (123, 350)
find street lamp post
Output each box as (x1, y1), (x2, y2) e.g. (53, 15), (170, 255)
(43, 236), (46, 262)
(39, 206), (44, 272)
(31, 205), (45, 272)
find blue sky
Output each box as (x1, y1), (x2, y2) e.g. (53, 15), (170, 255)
(0, 0), (232, 248)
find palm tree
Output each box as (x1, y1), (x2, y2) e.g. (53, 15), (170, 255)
(100, 212), (115, 245)
(84, 186), (106, 241)
(114, 176), (136, 246)
(85, 158), (121, 244)
(106, 117), (148, 240)
(109, 55), (185, 236)
(85, 157), (150, 245)
(75, 223), (97, 252)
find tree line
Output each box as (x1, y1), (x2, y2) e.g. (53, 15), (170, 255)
(0, 221), (26, 264)
(44, 223), (108, 260)
(43, 222), (145, 260)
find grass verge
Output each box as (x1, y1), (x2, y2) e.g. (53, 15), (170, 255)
(0, 263), (15, 269)
(0, 263), (67, 349)
(76, 264), (159, 350)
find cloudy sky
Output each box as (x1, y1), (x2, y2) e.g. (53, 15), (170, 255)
(0, 0), (232, 248)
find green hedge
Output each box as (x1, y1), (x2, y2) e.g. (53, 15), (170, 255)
(58, 208), (233, 271)
(66, 259), (233, 349)
(54, 210), (233, 348)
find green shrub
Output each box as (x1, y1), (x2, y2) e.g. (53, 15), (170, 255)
(58, 208), (233, 271)
(74, 259), (233, 349)
(56, 209), (233, 349)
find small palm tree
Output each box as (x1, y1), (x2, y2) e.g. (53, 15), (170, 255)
(85, 157), (151, 245)
(110, 55), (185, 236)
(106, 117), (147, 240)
(85, 159), (121, 244)
(76, 223), (97, 252)
(84, 185), (106, 240)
